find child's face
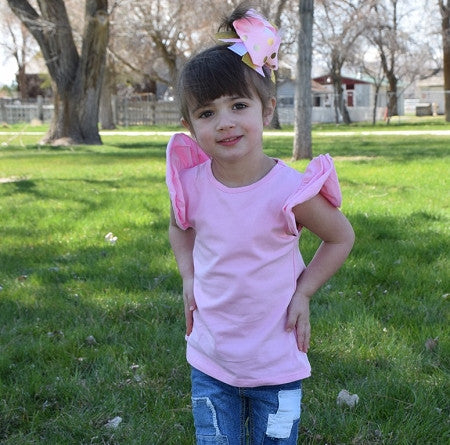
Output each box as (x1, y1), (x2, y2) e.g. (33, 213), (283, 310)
(182, 93), (275, 163)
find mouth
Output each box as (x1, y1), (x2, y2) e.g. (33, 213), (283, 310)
(217, 135), (242, 146)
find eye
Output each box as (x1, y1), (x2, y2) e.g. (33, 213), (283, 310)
(233, 102), (248, 110)
(198, 110), (214, 119)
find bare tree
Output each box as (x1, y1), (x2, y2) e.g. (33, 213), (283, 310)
(314, 0), (374, 125)
(111, 0), (221, 89)
(0, 3), (38, 98)
(439, 0), (450, 121)
(7, 0), (109, 145)
(359, 55), (385, 125)
(292, 0), (313, 160)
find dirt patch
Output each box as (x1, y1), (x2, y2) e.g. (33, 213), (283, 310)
(0, 176), (26, 184)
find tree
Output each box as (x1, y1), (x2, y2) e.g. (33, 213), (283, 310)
(314, 0), (374, 125)
(368, 0), (413, 119)
(6, 0), (109, 145)
(439, 0), (450, 121)
(111, 1), (220, 89)
(292, 0), (313, 160)
(267, 0), (288, 129)
(0, 3), (38, 98)
(358, 55), (385, 125)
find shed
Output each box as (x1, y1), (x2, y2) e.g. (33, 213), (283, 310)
(313, 74), (391, 109)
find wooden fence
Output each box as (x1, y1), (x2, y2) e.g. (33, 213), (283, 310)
(1, 97), (54, 124)
(0, 95), (181, 126)
(114, 95), (180, 126)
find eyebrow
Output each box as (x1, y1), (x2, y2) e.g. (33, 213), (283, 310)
(192, 96), (248, 114)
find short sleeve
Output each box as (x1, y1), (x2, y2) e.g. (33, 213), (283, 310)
(283, 154), (342, 235)
(166, 133), (210, 229)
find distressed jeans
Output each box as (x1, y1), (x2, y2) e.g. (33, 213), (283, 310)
(191, 367), (302, 444)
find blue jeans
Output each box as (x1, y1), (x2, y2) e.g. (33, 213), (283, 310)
(191, 367), (302, 444)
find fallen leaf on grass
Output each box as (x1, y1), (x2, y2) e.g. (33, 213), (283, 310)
(104, 232), (118, 245)
(47, 330), (64, 338)
(105, 416), (122, 429)
(425, 337), (439, 351)
(337, 389), (359, 408)
(85, 335), (97, 345)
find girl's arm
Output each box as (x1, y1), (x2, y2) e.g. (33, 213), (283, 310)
(286, 194), (355, 352)
(169, 207), (196, 335)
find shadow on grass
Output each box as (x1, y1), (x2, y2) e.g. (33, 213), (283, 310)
(0, 173), (165, 202)
(315, 136), (450, 161)
(264, 135), (450, 161)
(0, 150), (448, 442)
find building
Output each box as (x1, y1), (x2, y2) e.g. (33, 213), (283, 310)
(276, 74), (400, 124)
(415, 75), (445, 115)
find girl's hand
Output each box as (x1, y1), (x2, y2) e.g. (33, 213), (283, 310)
(286, 293), (311, 353)
(183, 277), (196, 336)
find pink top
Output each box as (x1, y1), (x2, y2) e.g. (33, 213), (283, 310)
(166, 133), (342, 387)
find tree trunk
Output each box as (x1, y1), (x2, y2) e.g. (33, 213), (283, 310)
(293, 0), (314, 161)
(440, 0), (450, 122)
(269, 0), (287, 131)
(17, 65), (28, 100)
(7, 0), (109, 145)
(330, 51), (351, 125)
(333, 78), (344, 124)
(372, 85), (381, 125)
(270, 69), (282, 129)
(100, 63), (116, 130)
(386, 75), (398, 118)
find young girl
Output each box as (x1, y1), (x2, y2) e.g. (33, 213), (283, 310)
(167, 4), (354, 443)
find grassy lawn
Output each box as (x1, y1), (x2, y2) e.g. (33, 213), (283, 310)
(0, 125), (448, 444)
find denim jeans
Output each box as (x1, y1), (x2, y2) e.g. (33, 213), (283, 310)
(191, 367), (302, 444)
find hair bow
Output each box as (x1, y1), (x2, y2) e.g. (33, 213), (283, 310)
(216, 9), (281, 82)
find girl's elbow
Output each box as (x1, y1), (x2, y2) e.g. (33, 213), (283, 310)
(344, 223), (355, 252)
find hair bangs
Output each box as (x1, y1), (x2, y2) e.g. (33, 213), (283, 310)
(181, 46), (252, 109)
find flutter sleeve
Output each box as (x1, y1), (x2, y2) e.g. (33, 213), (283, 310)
(283, 154), (342, 235)
(166, 133), (210, 229)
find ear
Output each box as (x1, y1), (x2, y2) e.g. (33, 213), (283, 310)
(181, 117), (191, 132)
(263, 97), (276, 127)
(181, 117), (197, 139)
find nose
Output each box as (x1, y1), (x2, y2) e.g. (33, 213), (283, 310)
(216, 110), (236, 131)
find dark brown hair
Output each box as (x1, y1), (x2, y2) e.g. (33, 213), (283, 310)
(177, 4), (276, 127)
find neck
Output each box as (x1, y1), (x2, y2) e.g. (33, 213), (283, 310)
(211, 154), (276, 188)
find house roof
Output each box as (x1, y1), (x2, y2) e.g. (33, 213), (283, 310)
(417, 75), (444, 88)
(278, 78), (329, 93)
(313, 74), (371, 86)
(311, 80), (329, 92)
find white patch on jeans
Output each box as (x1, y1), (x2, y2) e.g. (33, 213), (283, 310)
(192, 397), (221, 436)
(266, 389), (301, 439)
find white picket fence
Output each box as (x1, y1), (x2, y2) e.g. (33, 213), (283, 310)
(277, 105), (386, 125)
(0, 95), (181, 126)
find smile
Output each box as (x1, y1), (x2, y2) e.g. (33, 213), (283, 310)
(218, 136), (242, 145)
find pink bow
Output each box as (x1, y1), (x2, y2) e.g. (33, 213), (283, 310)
(217, 9), (281, 80)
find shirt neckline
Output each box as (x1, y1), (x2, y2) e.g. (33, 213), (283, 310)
(206, 158), (284, 193)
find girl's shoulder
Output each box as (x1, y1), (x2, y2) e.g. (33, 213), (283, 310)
(166, 133), (210, 174)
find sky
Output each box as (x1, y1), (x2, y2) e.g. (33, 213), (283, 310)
(0, 56), (18, 86)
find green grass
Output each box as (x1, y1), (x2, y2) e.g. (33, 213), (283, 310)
(0, 127), (448, 444)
